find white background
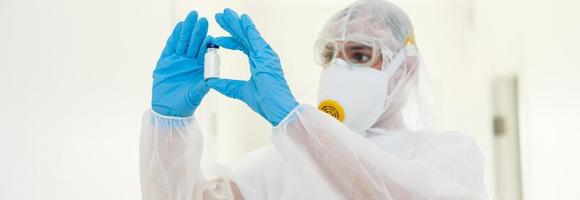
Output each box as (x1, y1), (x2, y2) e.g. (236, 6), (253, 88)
(1, 0), (579, 199)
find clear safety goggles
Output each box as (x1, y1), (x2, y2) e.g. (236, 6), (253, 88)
(314, 37), (382, 68)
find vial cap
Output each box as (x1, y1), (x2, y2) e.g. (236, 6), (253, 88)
(206, 42), (219, 49)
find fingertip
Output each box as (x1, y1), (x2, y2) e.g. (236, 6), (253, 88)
(240, 13), (250, 21)
(204, 36), (214, 47)
(196, 17), (209, 30)
(211, 36), (234, 48)
(197, 35), (213, 56)
(242, 14), (258, 27)
(186, 10), (198, 21)
(175, 21), (184, 29)
(240, 14), (252, 29)
(169, 22), (183, 42)
(215, 13), (226, 26)
(170, 21), (183, 40)
(193, 79), (210, 92)
(224, 8), (239, 18)
(214, 13), (221, 21)
(173, 21), (183, 33)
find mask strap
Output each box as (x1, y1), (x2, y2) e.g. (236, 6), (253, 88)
(383, 44), (416, 77)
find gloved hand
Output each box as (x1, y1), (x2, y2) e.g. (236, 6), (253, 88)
(207, 8), (298, 126)
(152, 11), (213, 117)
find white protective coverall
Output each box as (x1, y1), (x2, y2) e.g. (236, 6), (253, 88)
(140, 0), (488, 199)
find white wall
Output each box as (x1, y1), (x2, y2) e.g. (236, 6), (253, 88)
(473, 0), (580, 199)
(474, 0), (524, 198)
(519, 1), (580, 199)
(0, 0), (171, 199)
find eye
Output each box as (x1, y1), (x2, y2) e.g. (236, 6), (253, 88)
(347, 49), (373, 64)
(343, 41), (374, 65)
(323, 53), (334, 62)
(320, 43), (336, 63)
(351, 52), (371, 63)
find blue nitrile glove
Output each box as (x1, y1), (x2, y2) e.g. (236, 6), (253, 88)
(207, 8), (299, 126)
(152, 11), (213, 117)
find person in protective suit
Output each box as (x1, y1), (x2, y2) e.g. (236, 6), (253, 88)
(141, 0), (488, 199)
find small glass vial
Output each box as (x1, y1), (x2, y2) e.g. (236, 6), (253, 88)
(204, 43), (220, 80)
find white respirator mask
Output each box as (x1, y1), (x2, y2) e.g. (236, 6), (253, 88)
(317, 44), (414, 133)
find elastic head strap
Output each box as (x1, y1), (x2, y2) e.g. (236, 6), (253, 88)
(383, 44), (416, 77)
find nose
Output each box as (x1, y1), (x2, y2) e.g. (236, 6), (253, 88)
(336, 51), (346, 60)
